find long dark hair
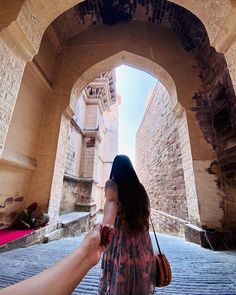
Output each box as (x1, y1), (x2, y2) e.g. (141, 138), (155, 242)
(110, 155), (150, 234)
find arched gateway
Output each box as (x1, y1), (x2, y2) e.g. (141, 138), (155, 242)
(0, 0), (236, 247)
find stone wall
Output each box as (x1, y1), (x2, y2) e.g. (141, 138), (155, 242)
(60, 75), (119, 215)
(136, 82), (188, 236)
(0, 25), (61, 228)
(0, 61), (50, 229)
(60, 178), (78, 214)
(0, 164), (30, 229)
(65, 123), (83, 177)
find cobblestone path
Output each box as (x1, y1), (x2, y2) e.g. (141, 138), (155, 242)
(0, 233), (236, 294)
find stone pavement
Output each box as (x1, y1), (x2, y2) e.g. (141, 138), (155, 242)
(0, 233), (236, 295)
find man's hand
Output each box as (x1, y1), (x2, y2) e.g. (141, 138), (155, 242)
(81, 224), (105, 266)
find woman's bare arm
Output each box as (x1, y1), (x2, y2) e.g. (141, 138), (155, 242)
(102, 180), (118, 226)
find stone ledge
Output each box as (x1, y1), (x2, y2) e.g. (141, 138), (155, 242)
(5, 20), (37, 62)
(151, 209), (187, 237)
(0, 222), (58, 253)
(75, 202), (96, 212)
(60, 212), (90, 226)
(184, 223), (205, 246)
(59, 212), (91, 238)
(184, 224), (232, 249)
(64, 174), (93, 183)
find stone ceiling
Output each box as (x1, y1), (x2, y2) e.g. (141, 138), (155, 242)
(51, 0), (202, 46)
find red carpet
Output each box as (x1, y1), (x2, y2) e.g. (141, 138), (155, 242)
(0, 229), (34, 246)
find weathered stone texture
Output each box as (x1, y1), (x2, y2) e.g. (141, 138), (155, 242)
(225, 40), (236, 94)
(0, 163), (31, 229)
(0, 31), (25, 156)
(80, 140), (95, 178)
(61, 73), (118, 215)
(193, 160), (225, 228)
(76, 180), (93, 204)
(136, 82), (188, 230)
(202, 0), (231, 45)
(2, 0), (229, 52)
(65, 124), (83, 177)
(173, 6), (236, 228)
(16, 0), (81, 51)
(48, 114), (70, 221)
(61, 212), (90, 237)
(176, 111), (201, 226)
(60, 178), (78, 214)
(170, 0), (231, 46)
(53, 0), (231, 49)
(152, 208), (187, 236)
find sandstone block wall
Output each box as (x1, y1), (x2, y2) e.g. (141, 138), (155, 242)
(60, 76), (119, 214)
(0, 60), (50, 228)
(65, 124), (83, 177)
(136, 82), (188, 235)
(0, 164), (31, 229)
(0, 26), (61, 228)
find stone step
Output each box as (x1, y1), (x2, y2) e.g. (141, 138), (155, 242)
(43, 228), (64, 243)
(1, 234), (236, 294)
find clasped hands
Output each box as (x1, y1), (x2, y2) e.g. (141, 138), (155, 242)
(81, 223), (115, 266)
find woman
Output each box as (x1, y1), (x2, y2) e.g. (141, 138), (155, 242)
(99, 155), (155, 295)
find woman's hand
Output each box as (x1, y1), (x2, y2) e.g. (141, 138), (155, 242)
(100, 224), (115, 248)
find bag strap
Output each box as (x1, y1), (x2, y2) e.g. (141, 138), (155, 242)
(150, 217), (162, 255)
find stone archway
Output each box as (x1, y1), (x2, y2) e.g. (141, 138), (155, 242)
(26, 17), (234, 240)
(1, 1), (236, 245)
(40, 47), (187, 222)
(69, 51), (178, 113)
(55, 51), (200, 238)
(1, 0), (236, 163)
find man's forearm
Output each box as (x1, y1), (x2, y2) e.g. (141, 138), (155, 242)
(0, 244), (93, 295)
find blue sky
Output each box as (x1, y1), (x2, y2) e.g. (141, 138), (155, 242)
(115, 65), (157, 166)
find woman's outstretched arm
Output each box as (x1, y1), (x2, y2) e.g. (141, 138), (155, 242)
(102, 180), (118, 226)
(0, 225), (104, 295)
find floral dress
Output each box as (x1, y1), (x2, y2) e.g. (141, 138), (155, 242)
(98, 216), (156, 295)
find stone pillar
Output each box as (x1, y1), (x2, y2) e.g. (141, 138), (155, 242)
(0, 27), (35, 158)
(177, 105), (225, 230)
(75, 133), (97, 213)
(175, 105), (201, 227)
(101, 98), (120, 182)
(47, 112), (71, 221)
(27, 71), (72, 221)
